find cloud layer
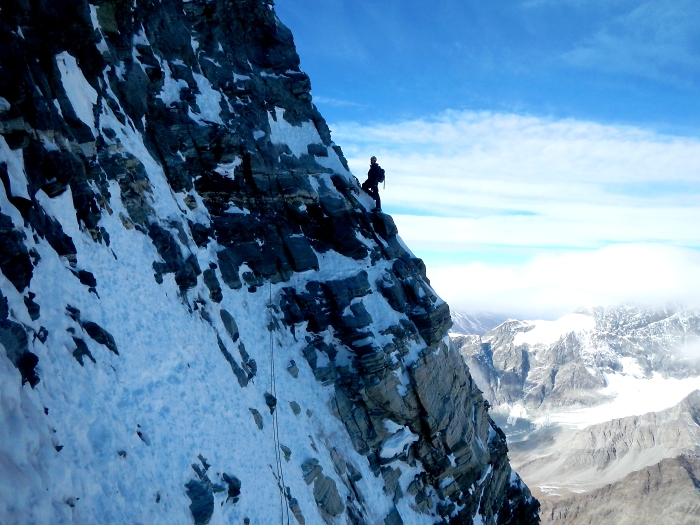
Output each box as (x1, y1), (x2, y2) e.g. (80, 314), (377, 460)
(424, 244), (700, 319)
(332, 111), (700, 318)
(336, 111), (700, 249)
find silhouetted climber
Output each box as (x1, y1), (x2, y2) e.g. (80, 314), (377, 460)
(361, 156), (385, 212)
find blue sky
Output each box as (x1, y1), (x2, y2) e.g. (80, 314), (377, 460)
(275, 0), (700, 318)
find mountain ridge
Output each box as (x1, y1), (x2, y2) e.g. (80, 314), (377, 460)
(0, 1), (538, 523)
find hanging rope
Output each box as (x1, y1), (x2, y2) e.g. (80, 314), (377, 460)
(269, 280), (290, 525)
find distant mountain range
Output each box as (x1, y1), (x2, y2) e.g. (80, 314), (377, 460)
(451, 306), (700, 524)
(449, 311), (508, 336)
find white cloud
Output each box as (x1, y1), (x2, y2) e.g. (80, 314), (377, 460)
(424, 244), (700, 320)
(313, 96), (364, 108)
(331, 110), (700, 318)
(334, 111), (700, 249)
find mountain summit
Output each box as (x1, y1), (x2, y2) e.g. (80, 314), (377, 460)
(0, 1), (538, 523)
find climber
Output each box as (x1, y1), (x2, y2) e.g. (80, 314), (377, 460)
(361, 156), (384, 212)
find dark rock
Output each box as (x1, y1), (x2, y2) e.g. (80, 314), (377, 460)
(0, 291), (7, 320)
(384, 507), (404, 525)
(312, 365), (337, 386)
(72, 270), (97, 288)
(302, 343), (318, 369)
(289, 496), (306, 525)
(249, 408), (263, 430)
(82, 322), (118, 355)
(184, 480), (214, 525)
(36, 327), (48, 343)
(217, 247), (243, 290)
(377, 274), (408, 314)
(219, 309), (239, 342)
(289, 401), (301, 415)
(23, 292), (40, 320)
(0, 213), (33, 292)
(66, 304), (81, 322)
(280, 444), (292, 462)
(325, 272), (371, 310)
(202, 269), (223, 303)
(409, 302), (452, 346)
(0, 319), (39, 386)
(24, 205), (77, 263)
(222, 473), (241, 503)
(283, 236), (318, 272)
(312, 473), (344, 518)
(264, 392), (277, 414)
(307, 144), (328, 157)
(287, 359), (299, 378)
(72, 337), (95, 366)
(373, 213), (398, 239)
(381, 466), (403, 503)
(190, 222), (212, 248)
(217, 336), (248, 387)
(148, 223), (200, 291)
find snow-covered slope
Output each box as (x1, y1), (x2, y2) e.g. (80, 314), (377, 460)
(0, 1), (538, 524)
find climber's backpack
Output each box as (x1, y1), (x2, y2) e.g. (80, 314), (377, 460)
(377, 168), (385, 184)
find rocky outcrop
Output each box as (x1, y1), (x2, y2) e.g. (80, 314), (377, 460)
(0, 1), (537, 523)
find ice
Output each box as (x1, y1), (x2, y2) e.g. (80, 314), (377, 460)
(267, 107), (323, 157)
(513, 313), (595, 347)
(55, 52), (98, 137)
(190, 73), (224, 125)
(379, 426), (419, 458)
(214, 157), (242, 179)
(233, 73), (251, 82)
(157, 62), (188, 107)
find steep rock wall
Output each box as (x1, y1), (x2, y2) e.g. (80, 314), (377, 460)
(0, 1), (539, 523)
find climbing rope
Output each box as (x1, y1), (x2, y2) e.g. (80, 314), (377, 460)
(269, 280), (290, 525)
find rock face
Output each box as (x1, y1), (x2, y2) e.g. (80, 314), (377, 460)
(0, 1), (537, 524)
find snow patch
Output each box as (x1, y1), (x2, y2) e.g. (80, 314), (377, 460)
(55, 52), (98, 137)
(380, 426), (419, 458)
(214, 157), (242, 179)
(507, 404), (528, 425)
(267, 107), (323, 158)
(157, 62), (188, 107)
(189, 73), (224, 125)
